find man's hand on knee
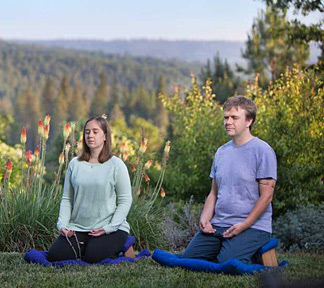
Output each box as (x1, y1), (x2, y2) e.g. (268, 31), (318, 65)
(223, 222), (247, 238)
(200, 219), (216, 234)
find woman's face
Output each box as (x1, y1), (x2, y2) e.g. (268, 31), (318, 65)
(84, 120), (106, 152)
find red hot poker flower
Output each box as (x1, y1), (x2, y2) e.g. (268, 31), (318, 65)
(25, 150), (32, 165)
(3, 159), (13, 180)
(63, 123), (71, 140)
(34, 146), (40, 158)
(144, 174), (150, 182)
(59, 153), (65, 165)
(44, 115), (51, 125)
(20, 127), (27, 144)
(44, 124), (50, 140)
(5, 159), (12, 173)
(144, 160), (153, 170)
(38, 121), (44, 137)
(130, 163), (136, 172)
(160, 187), (166, 198)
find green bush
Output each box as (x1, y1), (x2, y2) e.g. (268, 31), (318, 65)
(273, 204), (324, 253)
(161, 77), (227, 200)
(248, 64), (324, 215)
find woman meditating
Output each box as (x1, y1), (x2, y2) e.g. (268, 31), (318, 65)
(48, 116), (132, 263)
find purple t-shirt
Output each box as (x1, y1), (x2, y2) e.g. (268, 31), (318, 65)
(210, 137), (277, 233)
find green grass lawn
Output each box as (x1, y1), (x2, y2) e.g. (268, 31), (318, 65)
(0, 252), (323, 288)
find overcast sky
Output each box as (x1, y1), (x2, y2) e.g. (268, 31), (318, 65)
(1, 0), (321, 41)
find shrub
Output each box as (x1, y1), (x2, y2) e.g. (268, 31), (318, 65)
(160, 197), (202, 251)
(249, 64), (324, 215)
(273, 204), (324, 253)
(161, 77), (227, 201)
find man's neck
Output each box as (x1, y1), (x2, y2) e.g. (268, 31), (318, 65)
(232, 131), (254, 146)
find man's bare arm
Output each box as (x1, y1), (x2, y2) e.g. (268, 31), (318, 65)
(200, 179), (218, 233)
(223, 178), (276, 238)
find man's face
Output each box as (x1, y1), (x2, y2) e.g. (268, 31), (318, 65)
(223, 106), (252, 137)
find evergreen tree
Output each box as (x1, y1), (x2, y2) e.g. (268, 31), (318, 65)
(69, 81), (88, 121)
(108, 81), (120, 114)
(90, 72), (109, 117)
(237, 6), (310, 88)
(41, 77), (56, 116)
(52, 77), (69, 136)
(110, 104), (125, 124)
(261, 0), (323, 60)
(135, 84), (151, 119)
(155, 75), (169, 135)
(200, 54), (241, 104)
(14, 89), (40, 148)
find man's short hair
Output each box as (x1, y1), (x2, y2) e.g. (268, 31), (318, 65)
(223, 96), (257, 130)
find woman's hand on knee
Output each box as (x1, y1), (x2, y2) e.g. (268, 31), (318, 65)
(88, 228), (106, 237)
(60, 227), (75, 237)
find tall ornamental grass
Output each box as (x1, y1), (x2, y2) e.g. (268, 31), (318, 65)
(0, 116), (72, 252)
(124, 137), (171, 250)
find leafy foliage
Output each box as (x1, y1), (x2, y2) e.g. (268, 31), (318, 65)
(249, 64), (324, 214)
(161, 77), (228, 200)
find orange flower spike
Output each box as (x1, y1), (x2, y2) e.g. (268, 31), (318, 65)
(120, 142), (127, 154)
(44, 124), (50, 140)
(25, 150), (32, 165)
(3, 159), (13, 180)
(59, 153), (65, 165)
(130, 163), (136, 172)
(5, 159), (13, 173)
(144, 174), (150, 182)
(139, 138), (148, 154)
(63, 123), (71, 140)
(122, 152), (129, 161)
(144, 160), (153, 170)
(20, 127), (27, 144)
(38, 121), (44, 137)
(44, 115), (51, 125)
(34, 146), (40, 158)
(160, 187), (166, 198)
(137, 188), (141, 195)
(164, 141), (171, 156)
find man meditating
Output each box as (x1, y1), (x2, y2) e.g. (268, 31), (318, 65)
(182, 96), (277, 264)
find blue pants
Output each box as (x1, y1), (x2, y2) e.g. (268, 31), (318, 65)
(182, 226), (270, 264)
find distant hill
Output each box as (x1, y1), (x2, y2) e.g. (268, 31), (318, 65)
(14, 39), (321, 64)
(0, 40), (200, 101)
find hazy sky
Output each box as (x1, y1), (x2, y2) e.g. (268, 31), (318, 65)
(1, 0), (321, 41)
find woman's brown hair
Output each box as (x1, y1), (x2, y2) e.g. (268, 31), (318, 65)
(78, 116), (113, 163)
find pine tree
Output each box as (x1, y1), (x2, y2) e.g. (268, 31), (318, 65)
(237, 6), (310, 88)
(200, 54), (241, 104)
(14, 89), (40, 148)
(135, 84), (151, 119)
(108, 81), (119, 115)
(90, 72), (109, 117)
(52, 77), (69, 136)
(69, 81), (88, 121)
(155, 75), (169, 136)
(41, 77), (56, 116)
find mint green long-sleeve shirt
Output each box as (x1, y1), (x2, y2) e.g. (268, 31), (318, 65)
(57, 156), (132, 234)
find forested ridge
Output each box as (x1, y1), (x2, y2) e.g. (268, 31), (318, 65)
(0, 40), (199, 101)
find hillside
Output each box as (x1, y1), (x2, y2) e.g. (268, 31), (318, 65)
(14, 39), (321, 64)
(0, 40), (201, 101)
